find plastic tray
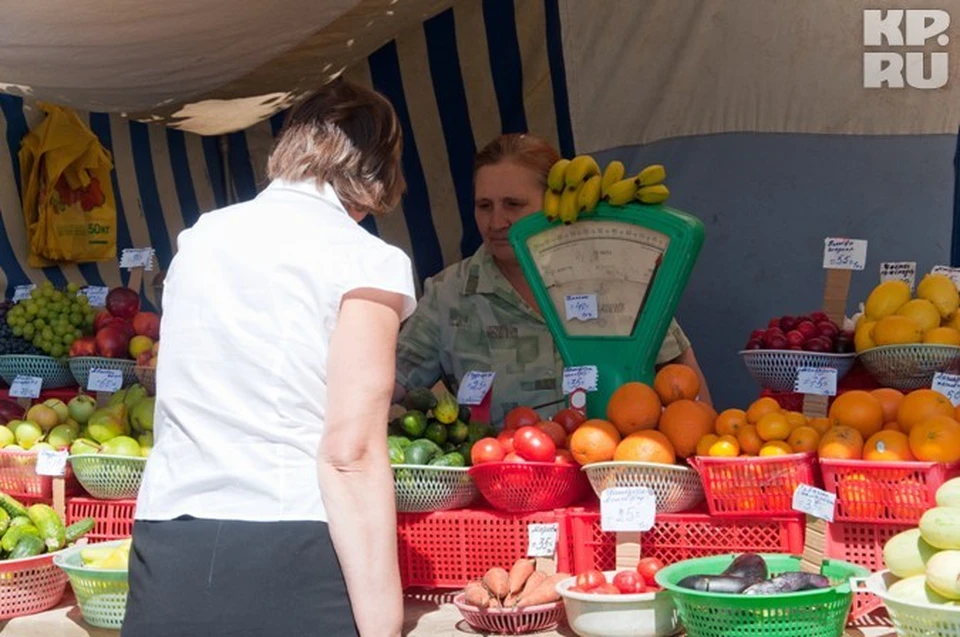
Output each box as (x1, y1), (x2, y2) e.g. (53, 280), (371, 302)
(582, 461), (704, 513)
(0, 551), (68, 620)
(0, 355), (76, 390)
(0, 449), (82, 499)
(54, 539), (129, 630)
(68, 357), (137, 390)
(468, 462), (589, 513)
(688, 453), (818, 517)
(739, 350), (856, 393)
(453, 593), (564, 635)
(858, 343), (960, 391)
(393, 465), (478, 513)
(66, 497), (136, 541)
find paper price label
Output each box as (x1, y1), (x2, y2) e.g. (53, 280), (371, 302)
(87, 368), (123, 393)
(794, 367), (838, 396)
(12, 285), (35, 302)
(457, 371), (495, 406)
(79, 286), (109, 307)
(120, 248), (155, 270)
(932, 265), (960, 288)
(793, 484), (836, 522)
(880, 262), (917, 290)
(823, 238), (867, 271)
(8, 376), (42, 399)
(564, 294), (599, 321)
(933, 373), (960, 407)
(527, 523), (559, 557)
(600, 487), (656, 533)
(563, 366), (598, 394)
(35, 449), (68, 477)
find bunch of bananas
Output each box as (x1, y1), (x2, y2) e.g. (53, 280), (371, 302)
(543, 155), (671, 224)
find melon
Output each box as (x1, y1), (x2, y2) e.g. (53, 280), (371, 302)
(888, 574), (955, 605)
(926, 551), (960, 599)
(936, 478), (960, 509)
(921, 507), (960, 549)
(884, 528), (939, 578)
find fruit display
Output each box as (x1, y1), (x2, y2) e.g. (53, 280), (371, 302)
(77, 539), (131, 570)
(0, 398), (81, 452)
(389, 389), (484, 467)
(460, 560), (566, 609)
(568, 557), (665, 595)
(67, 385), (153, 458)
(70, 287), (160, 360)
(856, 275), (960, 351)
(0, 301), (44, 356)
(468, 405), (584, 467)
(0, 493), (92, 559)
(2, 283), (95, 358)
(743, 311), (853, 354)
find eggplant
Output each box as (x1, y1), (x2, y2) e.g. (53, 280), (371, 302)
(743, 572), (831, 595)
(676, 575), (754, 594)
(721, 553), (768, 582)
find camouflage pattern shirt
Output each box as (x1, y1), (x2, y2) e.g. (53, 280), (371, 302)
(396, 246), (691, 425)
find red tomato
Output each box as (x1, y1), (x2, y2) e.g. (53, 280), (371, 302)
(513, 426), (557, 462)
(612, 570), (646, 594)
(637, 557), (665, 587)
(504, 406), (541, 430)
(536, 421), (567, 448)
(575, 569), (606, 591)
(552, 408), (587, 434)
(592, 583), (621, 595)
(496, 429), (516, 455)
(554, 449), (576, 465)
(470, 438), (505, 465)
(503, 452), (527, 463)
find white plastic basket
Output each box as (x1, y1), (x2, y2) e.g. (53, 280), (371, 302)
(858, 344), (960, 391)
(69, 455), (146, 500)
(392, 466), (478, 513)
(0, 355), (75, 389)
(582, 461), (704, 513)
(557, 572), (679, 637)
(69, 357), (137, 389)
(860, 570), (960, 636)
(739, 350), (856, 392)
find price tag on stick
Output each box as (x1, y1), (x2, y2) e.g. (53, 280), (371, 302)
(933, 373), (960, 406)
(563, 366), (598, 394)
(793, 484), (837, 523)
(601, 487), (656, 533)
(880, 262), (916, 290)
(120, 248), (155, 271)
(823, 238), (867, 271)
(87, 368), (123, 393)
(527, 523), (559, 557)
(932, 265), (960, 288)
(794, 367), (838, 396)
(457, 371), (495, 406)
(79, 286), (109, 307)
(9, 375), (42, 399)
(35, 450), (68, 477)
(12, 285), (35, 302)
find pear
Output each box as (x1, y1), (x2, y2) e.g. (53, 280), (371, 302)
(48, 424), (79, 450)
(107, 388), (128, 408)
(70, 438), (100, 455)
(130, 398), (155, 433)
(123, 384), (148, 410)
(87, 405), (126, 444)
(25, 405), (59, 432)
(67, 395), (97, 425)
(42, 399), (69, 424)
(138, 432), (153, 457)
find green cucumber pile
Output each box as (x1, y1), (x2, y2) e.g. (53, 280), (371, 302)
(0, 493), (94, 560)
(388, 388), (493, 467)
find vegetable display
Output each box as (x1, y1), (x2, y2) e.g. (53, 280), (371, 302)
(461, 559), (567, 609)
(675, 552), (832, 595)
(0, 492), (93, 560)
(389, 388), (489, 467)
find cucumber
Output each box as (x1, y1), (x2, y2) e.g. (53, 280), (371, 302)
(0, 494), (28, 520)
(8, 535), (44, 560)
(65, 518), (96, 544)
(8, 517), (31, 530)
(0, 508), (10, 536)
(1, 525), (40, 553)
(27, 504), (66, 551)
(403, 387), (438, 412)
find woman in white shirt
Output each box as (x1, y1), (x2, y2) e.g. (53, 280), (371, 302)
(123, 79), (416, 637)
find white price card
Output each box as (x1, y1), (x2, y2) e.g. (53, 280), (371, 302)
(794, 367), (838, 396)
(457, 371), (495, 406)
(823, 238), (867, 271)
(12, 284), (35, 302)
(564, 294), (599, 321)
(35, 449), (68, 477)
(933, 373), (960, 407)
(793, 484), (837, 522)
(8, 375), (42, 399)
(87, 368), (123, 393)
(600, 487), (656, 533)
(563, 366), (598, 394)
(120, 248), (155, 270)
(79, 286), (109, 307)
(932, 265), (960, 288)
(880, 262), (917, 290)
(527, 523), (559, 557)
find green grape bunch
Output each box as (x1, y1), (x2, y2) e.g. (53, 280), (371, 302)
(4, 281), (97, 358)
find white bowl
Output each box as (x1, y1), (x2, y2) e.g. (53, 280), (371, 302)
(556, 571), (679, 637)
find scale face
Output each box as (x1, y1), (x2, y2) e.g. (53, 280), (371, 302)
(510, 202), (704, 419)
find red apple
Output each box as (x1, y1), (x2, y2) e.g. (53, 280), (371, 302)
(95, 327), (131, 359)
(786, 330), (805, 347)
(749, 329), (765, 341)
(789, 344), (804, 351)
(767, 318), (781, 329)
(796, 321), (819, 341)
(766, 335), (789, 350)
(745, 339), (763, 350)
(69, 336), (97, 357)
(0, 400), (25, 426)
(93, 310), (114, 333)
(136, 351), (152, 366)
(763, 329), (784, 348)
(803, 337), (831, 352)
(103, 318), (136, 340)
(817, 321), (840, 340)
(810, 311), (830, 324)
(105, 287), (141, 320)
(132, 312), (161, 340)
(779, 316), (799, 332)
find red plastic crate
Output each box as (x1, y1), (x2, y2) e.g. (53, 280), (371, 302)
(561, 506), (805, 574)
(65, 497), (135, 541)
(820, 458), (960, 524)
(397, 507), (563, 589)
(689, 453), (819, 517)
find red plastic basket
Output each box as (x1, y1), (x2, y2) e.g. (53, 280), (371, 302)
(453, 593), (564, 634)
(820, 459), (960, 524)
(468, 462), (590, 513)
(397, 507), (563, 589)
(0, 552), (68, 619)
(0, 450), (82, 499)
(65, 497), (135, 541)
(562, 506), (805, 574)
(688, 453), (818, 517)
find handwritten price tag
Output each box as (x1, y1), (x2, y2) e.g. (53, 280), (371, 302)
(35, 449), (68, 477)
(933, 373), (960, 407)
(457, 371), (495, 406)
(87, 368), (123, 393)
(120, 248), (155, 270)
(79, 286), (109, 307)
(600, 487), (656, 533)
(564, 294), (599, 321)
(12, 285), (35, 302)
(880, 262), (917, 290)
(793, 484), (836, 522)
(823, 238), (867, 271)
(932, 265), (960, 288)
(563, 366), (598, 394)
(8, 376), (42, 399)
(527, 523), (559, 557)
(794, 367), (838, 396)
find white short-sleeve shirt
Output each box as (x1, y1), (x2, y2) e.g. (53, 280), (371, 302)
(135, 179), (417, 522)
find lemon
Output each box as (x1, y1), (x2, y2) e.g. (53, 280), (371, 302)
(874, 315), (923, 346)
(855, 321), (877, 352)
(865, 280), (912, 321)
(897, 299), (941, 333)
(918, 274), (960, 319)
(924, 327), (960, 346)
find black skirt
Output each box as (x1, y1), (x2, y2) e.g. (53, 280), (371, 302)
(121, 517), (358, 637)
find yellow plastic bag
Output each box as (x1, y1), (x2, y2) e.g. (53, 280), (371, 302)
(19, 103), (117, 266)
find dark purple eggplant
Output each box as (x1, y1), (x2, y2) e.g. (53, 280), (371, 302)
(676, 575), (754, 594)
(721, 554), (768, 582)
(743, 572), (831, 595)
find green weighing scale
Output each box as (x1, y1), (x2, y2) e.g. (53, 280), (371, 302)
(509, 201), (705, 419)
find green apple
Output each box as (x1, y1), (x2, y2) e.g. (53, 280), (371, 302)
(70, 438), (100, 455)
(42, 399), (69, 424)
(87, 406), (125, 443)
(67, 395), (97, 425)
(100, 436), (141, 457)
(14, 421), (43, 450)
(0, 426), (15, 448)
(31, 442), (55, 453)
(48, 424), (78, 450)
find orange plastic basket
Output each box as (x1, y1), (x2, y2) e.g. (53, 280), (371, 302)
(688, 453), (818, 517)
(468, 462), (590, 513)
(0, 552), (68, 619)
(0, 450), (82, 499)
(66, 497), (135, 541)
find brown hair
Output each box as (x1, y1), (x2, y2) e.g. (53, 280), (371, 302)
(268, 78), (405, 215)
(473, 134), (560, 188)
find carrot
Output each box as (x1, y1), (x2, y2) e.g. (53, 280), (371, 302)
(515, 572), (569, 608)
(487, 596), (502, 609)
(503, 593), (517, 607)
(482, 567), (510, 600)
(516, 570), (547, 603)
(507, 558), (536, 595)
(463, 581), (490, 608)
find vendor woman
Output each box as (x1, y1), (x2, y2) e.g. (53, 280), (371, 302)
(394, 134), (710, 424)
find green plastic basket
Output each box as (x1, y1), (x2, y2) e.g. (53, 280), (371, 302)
(0, 355), (75, 389)
(53, 539), (129, 630)
(68, 357), (137, 390)
(655, 553), (867, 637)
(69, 455), (146, 500)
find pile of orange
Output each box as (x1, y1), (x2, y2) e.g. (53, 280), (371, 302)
(692, 396), (826, 459)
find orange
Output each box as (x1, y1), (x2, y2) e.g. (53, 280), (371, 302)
(658, 399), (715, 459)
(863, 430), (914, 462)
(787, 426), (821, 453)
(807, 417), (832, 436)
(715, 409), (747, 437)
(883, 421), (902, 432)
(785, 411), (808, 431)
(756, 412), (791, 442)
(829, 390), (884, 440)
(909, 415), (960, 462)
(871, 388), (905, 426)
(708, 435), (740, 457)
(697, 400), (718, 425)
(746, 397), (781, 424)
(898, 389), (955, 433)
(653, 364), (701, 405)
(696, 434), (719, 457)
(818, 425), (865, 460)
(955, 402), (960, 423)
(889, 478), (926, 519)
(737, 425), (763, 455)
(838, 474), (883, 518)
(613, 430), (676, 464)
(568, 419), (621, 465)
(759, 441), (793, 456)
(606, 382), (662, 436)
